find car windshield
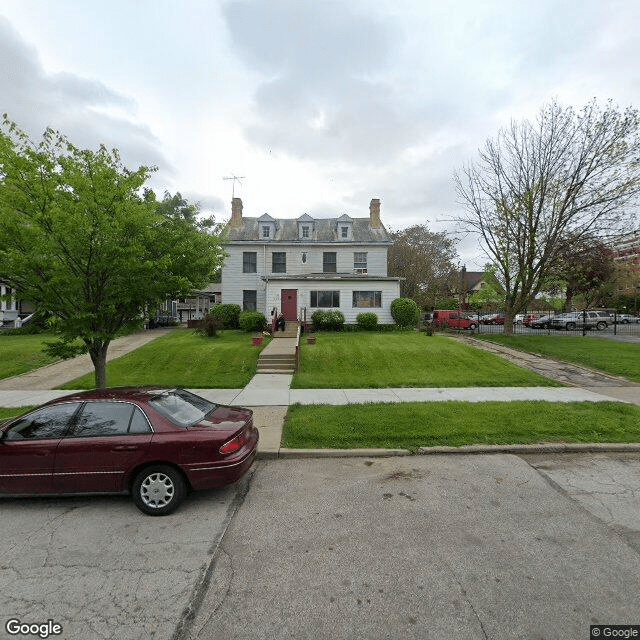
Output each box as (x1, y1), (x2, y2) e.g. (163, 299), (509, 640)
(148, 389), (217, 427)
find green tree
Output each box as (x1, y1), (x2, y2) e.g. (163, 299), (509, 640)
(455, 99), (640, 333)
(387, 225), (459, 308)
(0, 119), (225, 387)
(555, 238), (616, 310)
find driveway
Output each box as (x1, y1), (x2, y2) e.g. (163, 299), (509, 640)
(4, 454), (638, 640)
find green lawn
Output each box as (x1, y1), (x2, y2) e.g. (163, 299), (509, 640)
(292, 332), (561, 388)
(0, 334), (59, 380)
(60, 329), (269, 389)
(283, 401), (640, 451)
(476, 334), (640, 382)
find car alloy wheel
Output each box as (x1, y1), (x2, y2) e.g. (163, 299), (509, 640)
(468, 323), (477, 330)
(565, 322), (576, 330)
(596, 321), (607, 331)
(132, 465), (187, 516)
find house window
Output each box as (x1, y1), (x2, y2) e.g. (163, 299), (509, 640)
(341, 226), (348, 238)
(354, 252), (367, 270)
(352, 291), (381, 308)
(262, 225), (270, 239)
(311, 291), (340, 308)
(323, 252), (337, 273)
(243, 290), (257, 311)
(302, 226), (309, 238)
(272, 252), (286, 273)
(243, 251), (257, 273)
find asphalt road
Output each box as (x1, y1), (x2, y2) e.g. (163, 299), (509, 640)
(3, 453), (639, 640)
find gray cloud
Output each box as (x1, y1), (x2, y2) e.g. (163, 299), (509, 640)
(223, 0), (416, 164)
(0, 16), (169, 173)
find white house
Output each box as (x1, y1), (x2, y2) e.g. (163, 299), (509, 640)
(221, 198), (402, 324)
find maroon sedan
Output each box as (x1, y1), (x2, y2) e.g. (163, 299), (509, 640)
(0, 388), (258, 515)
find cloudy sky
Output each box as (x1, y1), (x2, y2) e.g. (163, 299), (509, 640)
(1, 0), (639, 268)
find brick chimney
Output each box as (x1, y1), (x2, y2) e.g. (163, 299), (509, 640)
(230, 197), (243, 228)
(369, 198), (381, 229)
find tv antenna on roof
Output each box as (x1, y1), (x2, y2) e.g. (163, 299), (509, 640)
(223, 175), (245, 199)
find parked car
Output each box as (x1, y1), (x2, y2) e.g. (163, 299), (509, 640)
(523, 314), (542, 327)
(514, 313), (526, 325)
(431, 309), (477, 330)
(0, 387), (258, 516)
(483, 314), (505, 325)
(550, 311), (611, 331)
(613, 313), (640, 324)
(529, 314), (554, 329)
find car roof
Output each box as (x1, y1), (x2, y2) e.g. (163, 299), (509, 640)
(47, 387), (173, 405)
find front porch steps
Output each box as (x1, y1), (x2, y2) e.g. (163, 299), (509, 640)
(272, 320), (299, 338)
(257, 353), (297, 374)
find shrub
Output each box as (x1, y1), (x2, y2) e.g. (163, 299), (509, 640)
(312, 309), (345, 331)
(209, 304), (241, 329)
(390, 297), (420, 328)
(356, 312), (379, 331)
(326, 310), (345, 331)
(194, 314), (223, 337)
(239, 311), (268, 332)
(311, 310), (327, 330)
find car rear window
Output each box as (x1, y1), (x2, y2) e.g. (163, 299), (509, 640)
(148, 389), (218, 427)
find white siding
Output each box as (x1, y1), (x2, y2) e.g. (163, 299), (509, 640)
(265, 279), (400, 324)
(221, 239), (397, 321)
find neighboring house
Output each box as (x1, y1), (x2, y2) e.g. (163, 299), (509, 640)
(460, 268), (487, 297)
(221, 198), (402, 324)
(0, 280), (35, 328)
(176, 283), (220, 323)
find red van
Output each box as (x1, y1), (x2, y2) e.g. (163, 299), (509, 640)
(431, 310), (478, 330)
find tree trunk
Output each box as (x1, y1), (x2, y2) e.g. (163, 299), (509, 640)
(89, 341), (110, 389)
(565, 286), (574, 312)
(503, 317), (514, 334)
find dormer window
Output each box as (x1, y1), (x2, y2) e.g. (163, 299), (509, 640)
(297, 213), (315, 240)
(336, 214), (352, 241)
(258, 213), (276, 241)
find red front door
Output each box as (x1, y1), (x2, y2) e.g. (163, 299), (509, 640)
(281, 289), (297, 321)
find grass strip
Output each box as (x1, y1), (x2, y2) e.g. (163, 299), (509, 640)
(293, 332), (561, 388)
(476, 334), (640, 382)
(60, 329), (268, 389)
(282, 401), (640, 451)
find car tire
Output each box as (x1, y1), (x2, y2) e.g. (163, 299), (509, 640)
(596, 321), (607, 331)
(565, 322), (576, 331)
(468, 323), (477, 330)
(132, 465), (187, 516)
(622, 319), (629, 324)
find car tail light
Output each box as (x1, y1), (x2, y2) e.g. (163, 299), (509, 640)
(219, 431), (247, 455)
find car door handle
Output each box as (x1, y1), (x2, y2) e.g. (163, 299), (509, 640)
(111, 445), (138, 451)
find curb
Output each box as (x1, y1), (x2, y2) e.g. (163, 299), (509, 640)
(278, 448), (411, 458)
(260, 443), (640, 459)
(418, 442), (640, 455)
